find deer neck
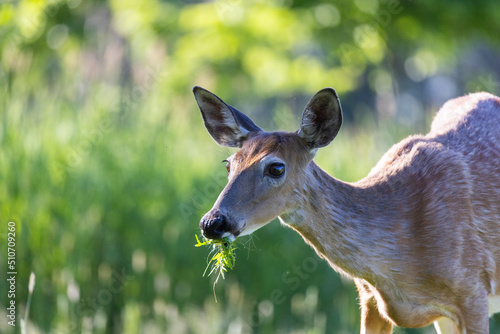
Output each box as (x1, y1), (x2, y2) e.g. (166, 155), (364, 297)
(279, 161), (397, 283)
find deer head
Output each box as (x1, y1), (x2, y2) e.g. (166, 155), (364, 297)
(193, 86), (342, 240)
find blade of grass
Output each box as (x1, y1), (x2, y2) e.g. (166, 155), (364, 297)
(194, 234), (238, 301)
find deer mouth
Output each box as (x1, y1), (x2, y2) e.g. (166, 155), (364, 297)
(200, 209), (243, 240)
(220, 223), (244, 241)
(221, 232), (237, 242)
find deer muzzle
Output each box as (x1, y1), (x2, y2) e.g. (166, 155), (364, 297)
(200, 210), (231, 240)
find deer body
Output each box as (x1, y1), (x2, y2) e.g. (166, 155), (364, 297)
(193, 86), (500, 333)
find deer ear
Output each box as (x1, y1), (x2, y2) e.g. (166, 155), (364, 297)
(193, 86), (262, 147)
(298, 88), (343, 150)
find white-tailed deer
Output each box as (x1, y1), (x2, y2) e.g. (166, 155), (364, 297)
(193, 86), (500, 333)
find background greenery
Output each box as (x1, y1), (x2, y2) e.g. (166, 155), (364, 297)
(1, 0), (499, 333)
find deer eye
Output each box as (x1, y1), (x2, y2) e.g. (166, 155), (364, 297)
(222, 160), (230, 174)
(267, 162), (285, 178)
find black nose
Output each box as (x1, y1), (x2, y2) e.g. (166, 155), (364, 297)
(200, 211), (228, 240)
